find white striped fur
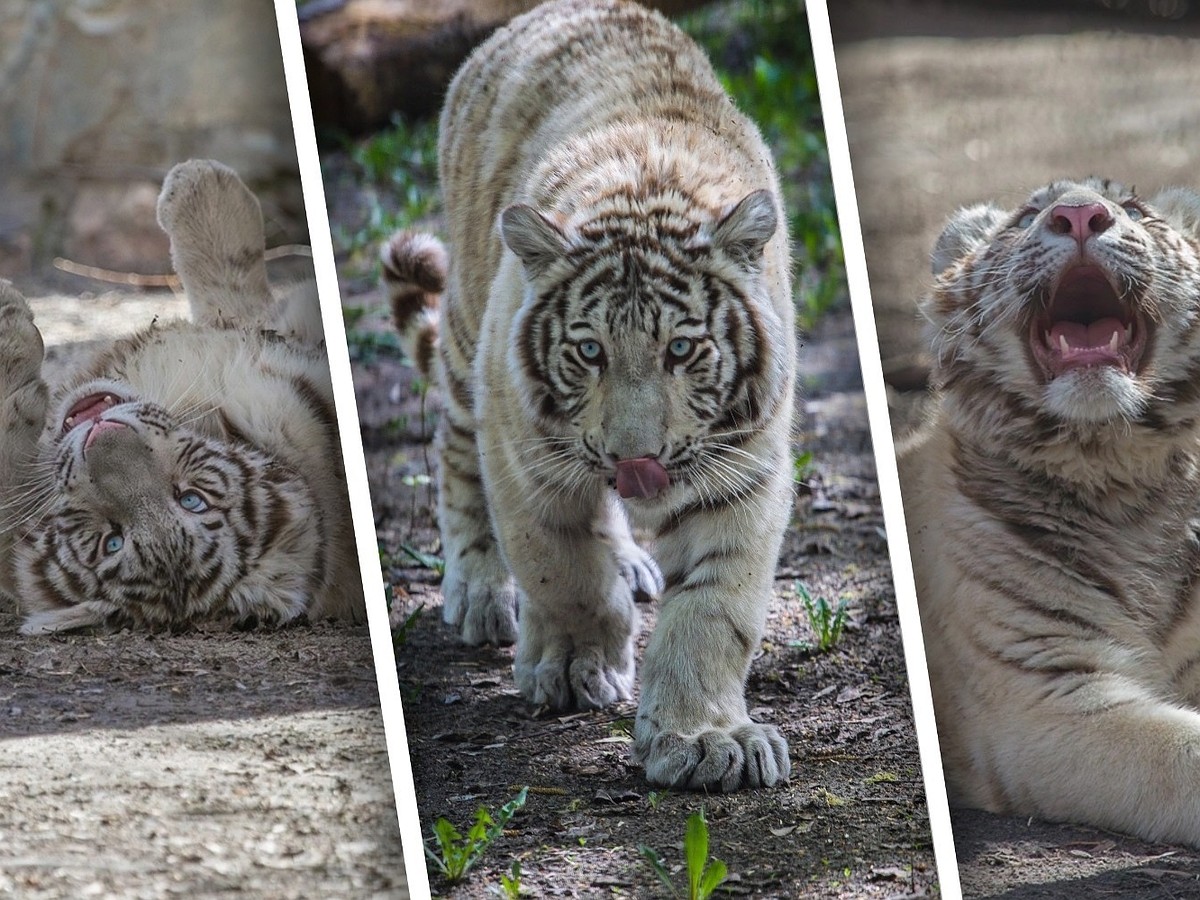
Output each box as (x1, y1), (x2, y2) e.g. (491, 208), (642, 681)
(386, 0), (797, 791)
(0, 160), (363, 634)
(902, 178), (1200, 845)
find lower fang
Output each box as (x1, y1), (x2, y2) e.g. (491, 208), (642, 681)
(1108, 331), (1119, 352)
(65, 416), (74, 426)
(103, 395), (113, 404)
(1058, 334), (1070, 354)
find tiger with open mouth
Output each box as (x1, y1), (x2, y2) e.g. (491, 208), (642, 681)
(902, 177), (1200, 845)
(0, 160), (364, 634)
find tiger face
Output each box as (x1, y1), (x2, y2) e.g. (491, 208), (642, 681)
(501, 189), (788, 504)
(926, 178), (1200, 430)
(17, 378), (320, 633)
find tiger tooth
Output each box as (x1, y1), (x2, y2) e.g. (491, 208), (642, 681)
(103, 395), (113, 405)
(65, 415), (74, 426)
(1109, 330), (1119, 353)
(1058, 334), (1070, 355)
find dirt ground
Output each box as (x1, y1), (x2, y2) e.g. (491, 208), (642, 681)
(0, 287), (408, 899)
(831, 2), (1200, 896)
(348, 242), (938, 898)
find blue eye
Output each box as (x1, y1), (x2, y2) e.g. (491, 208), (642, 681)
(1016, 209), (1037, 229)
(1123, 202), (1144, 222)
(102, 533), (124, 555)
(577, 340), (604, 363)
(179, 490), (209, 513)
(667, 337), (695, 360)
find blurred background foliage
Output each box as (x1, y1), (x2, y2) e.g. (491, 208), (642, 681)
(322, 0), (845, 333)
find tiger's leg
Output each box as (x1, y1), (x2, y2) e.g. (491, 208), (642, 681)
(156, 159), (276, 329)
(597, 494), (664, 602)
(503, 495), (638, 710)
(435, 368), (520, 645)
(0, 282), (48, 599)
(632, 461), (792, 791)
(469, 422), (634, 703)
(968, 677), (1200, 846)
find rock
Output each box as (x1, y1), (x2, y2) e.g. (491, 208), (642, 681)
(64, 181), (170, 274)
(300, 0), (718, 132)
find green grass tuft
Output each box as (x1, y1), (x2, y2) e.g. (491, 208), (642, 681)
(425, 787), (529, 883)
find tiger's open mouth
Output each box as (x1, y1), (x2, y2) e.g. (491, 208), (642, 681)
(1028, 264), (1148, 380)
(62, 391), (124, 434)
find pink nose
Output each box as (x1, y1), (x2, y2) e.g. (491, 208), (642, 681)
(1048, 203), (1113, 245)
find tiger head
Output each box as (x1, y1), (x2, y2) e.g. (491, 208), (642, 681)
(925, 178), (1200, 434)
(15, 378), (319, 634)
(500, 187), (791, 505)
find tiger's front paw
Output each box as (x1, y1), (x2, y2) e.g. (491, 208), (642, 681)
(514, 639), (635, 710)
(615, 542), (664, 602)
(0, 282), (47, 463)
(0, 282), (43, 393)
(633, 718), (790, 792)
(441, 567), (519, 646)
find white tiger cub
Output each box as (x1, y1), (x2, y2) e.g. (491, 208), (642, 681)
(384, 0), (796, 790)
(902, 177), (1200, 846)
(0, 159), (364, 634)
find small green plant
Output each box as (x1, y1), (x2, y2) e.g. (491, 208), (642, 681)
(399, 543), (446, 577)
(343, 301), (407, 363)
(865, 771), (899, 785)
(497, 860), (523, 898)
(796, 582), (849, 651)
(792, 449), (815, 484)
(392, 603), (425, 648)
(325, 114), (441, 274)
(426, 786), (529, 883)
(681, 0), (846, 330)
(647, 790), (667, 811)
(639, 808), (729, 900)
(609, 717), (635, 738)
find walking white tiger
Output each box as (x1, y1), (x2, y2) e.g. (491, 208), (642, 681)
(902, 177), (1200, 846)
(385, 0), (797, 791)
(0, 159), (364, 634)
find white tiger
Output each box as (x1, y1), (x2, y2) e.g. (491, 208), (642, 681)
(902, 176), (1200, 845)
(0, 159), (364, 634)
(383, 0), (797, 791)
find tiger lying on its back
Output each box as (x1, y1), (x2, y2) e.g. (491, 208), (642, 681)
(0, 159), (364, 634)
(902, 177), (1200, 845)
(384, 0), (796, 791)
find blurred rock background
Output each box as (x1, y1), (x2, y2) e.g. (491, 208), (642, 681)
(831, 0), (1200, 433)
(0, 0), (305, 290)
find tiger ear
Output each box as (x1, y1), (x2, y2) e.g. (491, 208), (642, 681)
(500, 204), (570, 277)
(932, 203), (1005, 276)
(1149, 187), (1200, 241)
(711, 189), (778, 268)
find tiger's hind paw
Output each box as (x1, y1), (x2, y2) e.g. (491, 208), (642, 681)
(441, 568), (519, 646)
(156, 159), (272, 326)
(157, 159), (262, 250)
(514, 640), (635, 710)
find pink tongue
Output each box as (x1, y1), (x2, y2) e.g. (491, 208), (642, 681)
(615, 457), (670, 500)
(1048, 317), (1124, 351)
(84, 419), (126, 449)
